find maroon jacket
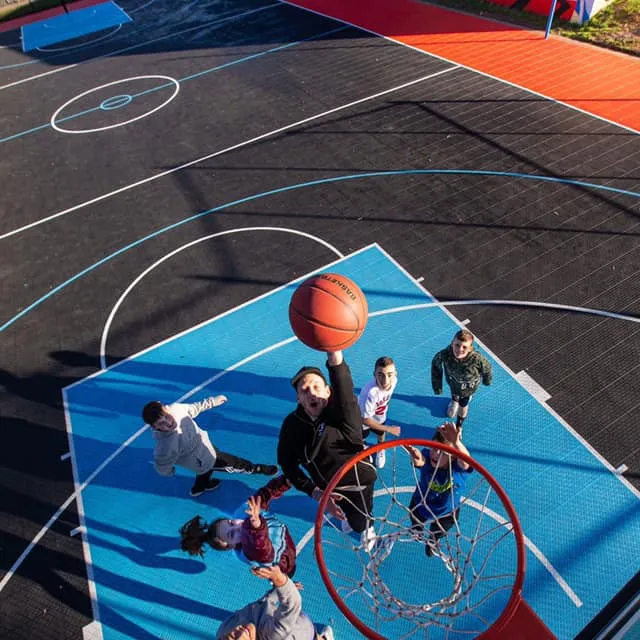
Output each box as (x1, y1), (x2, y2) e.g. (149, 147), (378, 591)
(239, 475), (297, 577)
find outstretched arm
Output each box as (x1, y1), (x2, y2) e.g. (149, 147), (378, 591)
(252, 567), (304, 640)
(326, 351), (362, 444)
(481, 354), (493, 386)
(242, 497), (275, 564)
(438, 422), (471, 471)
(431, 352), (443, 394)
(252, 475), (291, 511)
(362, 416), (401, 437)
(186, 395), (228, 418)
(405, 445), (425, 467)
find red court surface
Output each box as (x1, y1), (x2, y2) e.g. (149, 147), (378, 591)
(285, 0), (640, 132)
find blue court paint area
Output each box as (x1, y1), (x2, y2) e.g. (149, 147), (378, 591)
(64, 245), (640, 639)
(21, 2), (131, 52)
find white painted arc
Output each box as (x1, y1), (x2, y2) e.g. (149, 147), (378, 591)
(98, 227), (344, 369)
(0, 336), (297, 595)
(368, 299), (640, 325)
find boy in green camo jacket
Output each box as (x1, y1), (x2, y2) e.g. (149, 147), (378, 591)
(431, 329), (492, 431)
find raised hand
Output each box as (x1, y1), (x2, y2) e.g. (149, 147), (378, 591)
(313, 487), (346, 520)
(404, 444), (425, 467)
(245, 495), (262, 528)
(326, 493), (345, 520)
(387, 425), (401, 437)
(438, 422), (459, 444)
(251, 565), (287, 587)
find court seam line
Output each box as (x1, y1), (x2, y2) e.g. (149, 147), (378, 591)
(2, 170), (638, 335)
(375, 243), (640, 500)
(459, 216), (640, 341)
(279, 0), (640, 136)
(0, 2), (282, 90)
(0, 68), (458, 240)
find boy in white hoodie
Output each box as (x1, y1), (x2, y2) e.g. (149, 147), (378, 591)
(142, 396), (277, 497)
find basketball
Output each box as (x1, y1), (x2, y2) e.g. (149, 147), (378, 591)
(288, 273), (368, 351)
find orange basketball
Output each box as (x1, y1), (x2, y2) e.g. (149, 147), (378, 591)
(288, 273), (368, 351)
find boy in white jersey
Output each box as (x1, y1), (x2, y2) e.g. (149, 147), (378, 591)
(358, 357), (400, 469)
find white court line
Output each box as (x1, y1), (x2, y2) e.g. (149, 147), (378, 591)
(280, 0), (640, 136)
(82, 620), (103, 640)
(0, 3), (281, 91)
(463, 497), (582, 607)
(0, 67), (458, 240)
(98, 226), (344, 369)
(368, 299), (640, 326)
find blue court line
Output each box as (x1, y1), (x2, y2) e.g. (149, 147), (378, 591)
(2, 169), (638, 335)
(0, 3), (280, 72)
(0, 24), (346, 144)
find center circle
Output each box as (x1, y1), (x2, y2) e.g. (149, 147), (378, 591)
(100, 94), (133, 110)
(50, 75), (180, 134)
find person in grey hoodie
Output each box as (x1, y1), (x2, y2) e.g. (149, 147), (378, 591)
(216, 565), (333, 640)
(142, 396), (278, 497)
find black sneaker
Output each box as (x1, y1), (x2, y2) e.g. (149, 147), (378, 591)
(190, 478), (221, 497)
(253, 464), (278, 476)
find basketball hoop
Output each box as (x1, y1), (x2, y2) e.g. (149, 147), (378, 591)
(314, 438), (556, 639)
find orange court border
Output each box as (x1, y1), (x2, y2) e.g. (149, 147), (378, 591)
(285, 0), (640, 133)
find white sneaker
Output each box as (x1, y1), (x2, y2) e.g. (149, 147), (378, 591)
(316, 625), (334, 640)
(373, 536), (395, 562)
(374, 449), (386, 469)
(360, 526), (377, 552)
(341, 519), (353, 534)
(447, 399), (459, 418)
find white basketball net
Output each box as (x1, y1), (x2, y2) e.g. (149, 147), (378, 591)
(316, 442), (522, 639)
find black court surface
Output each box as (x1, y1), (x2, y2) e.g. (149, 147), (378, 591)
(1, 0), (639, 638)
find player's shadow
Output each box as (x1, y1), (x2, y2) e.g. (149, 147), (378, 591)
(395, 392), (450, 418)
(84, 517), (206, 574)
(68, 433), (270, 501)
(190, 477), (317, 525)
(95, 562), (234, 627)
